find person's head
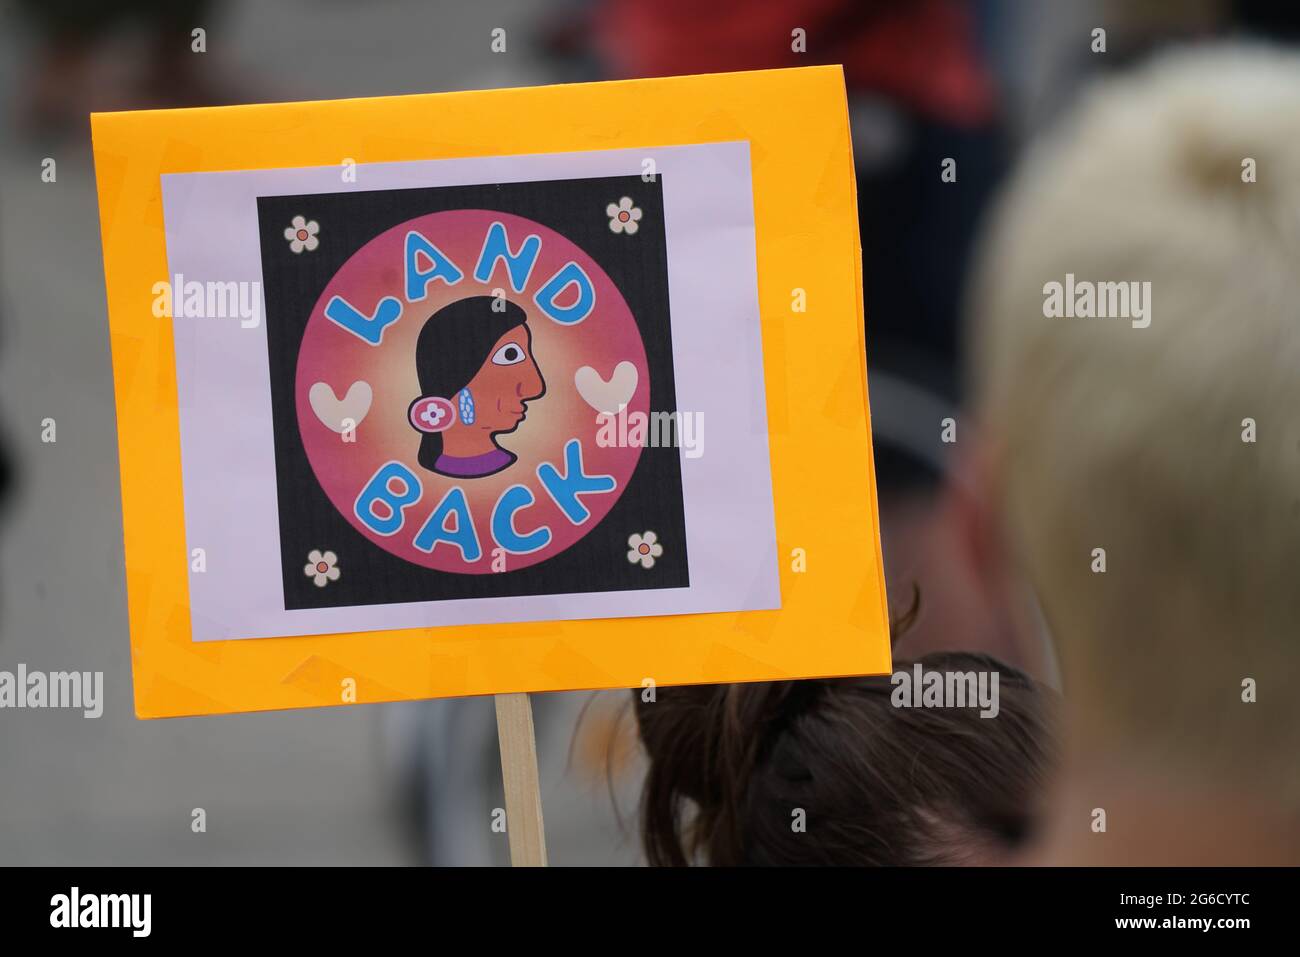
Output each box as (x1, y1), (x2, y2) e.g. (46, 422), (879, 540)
(635, 652), (1057, 866)
(967, 46), (1300, 791)
(409, 296), (545, 473)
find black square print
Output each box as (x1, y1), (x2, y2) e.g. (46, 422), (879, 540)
(256, 175), (689, 611)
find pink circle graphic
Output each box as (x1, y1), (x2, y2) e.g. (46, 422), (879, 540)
(296, 209), (649, 574)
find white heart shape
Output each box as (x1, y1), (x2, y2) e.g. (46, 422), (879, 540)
(309, 381), (373, 433)
(574, 361), (638, 415)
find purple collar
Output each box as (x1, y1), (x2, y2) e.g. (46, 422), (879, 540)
(434, 448), (515, 478)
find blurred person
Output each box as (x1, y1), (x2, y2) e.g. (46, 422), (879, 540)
(635, 652), (1058, 866)
(967, 44), (1300, 864)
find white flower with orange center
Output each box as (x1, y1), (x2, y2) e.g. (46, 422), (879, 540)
(626, 531), (663, 569)
(304, 549), (339, 587)
(284, 215), (320, 253)
(606, 197), (642, 235)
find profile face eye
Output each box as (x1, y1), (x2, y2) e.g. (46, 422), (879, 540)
(491, 341), (527, 366)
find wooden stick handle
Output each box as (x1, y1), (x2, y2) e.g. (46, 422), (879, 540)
(494, 692), (548, 867)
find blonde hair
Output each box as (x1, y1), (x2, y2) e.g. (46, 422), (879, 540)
(969, 46), (1300, 785)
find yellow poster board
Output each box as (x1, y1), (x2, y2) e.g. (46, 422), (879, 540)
(91, 65), (889, 719)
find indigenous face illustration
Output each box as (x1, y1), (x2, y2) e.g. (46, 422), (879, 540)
(407, 296), (546, 478)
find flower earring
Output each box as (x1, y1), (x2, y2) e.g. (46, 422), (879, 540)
(408, 395), (457, 433)
(458, 388), (475, 425)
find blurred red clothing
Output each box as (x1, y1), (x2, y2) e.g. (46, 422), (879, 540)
(593, 0), (995, 127)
